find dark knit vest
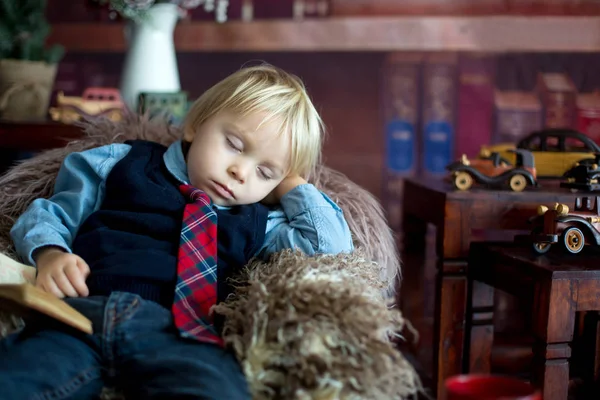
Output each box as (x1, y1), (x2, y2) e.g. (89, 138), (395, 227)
(72, 140), (268, 308)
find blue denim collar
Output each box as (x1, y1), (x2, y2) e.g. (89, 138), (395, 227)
(163, 139), (189, 184)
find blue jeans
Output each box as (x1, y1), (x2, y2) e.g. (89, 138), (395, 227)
(0, 292), (250, 400)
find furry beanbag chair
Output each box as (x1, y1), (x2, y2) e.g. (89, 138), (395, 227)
(0, 115), (420, 399)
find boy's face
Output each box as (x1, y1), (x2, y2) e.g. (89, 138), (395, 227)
(184, 110), (291, 206)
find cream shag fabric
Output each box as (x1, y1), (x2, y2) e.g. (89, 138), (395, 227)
(0, 114), (419, 399)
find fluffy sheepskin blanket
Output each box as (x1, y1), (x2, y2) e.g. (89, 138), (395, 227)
(0, 114), (420, 399)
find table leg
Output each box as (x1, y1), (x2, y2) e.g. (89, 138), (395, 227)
(531, 279), (575, 400)
(570, 311), (599, 387)
(434, 200), (472, 398)
(465, 280), (495, 374)
(399, 211), (433, 379)
(434, 261), (467, 398)
(399, 211), (428, 318)
(570, 311), (600, 396)
(401, 211), (428, 253)
(532, 341), (571, 400)
(593, 315), (600, 396)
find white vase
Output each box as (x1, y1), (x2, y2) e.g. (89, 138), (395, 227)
(120, 3), (181, 110)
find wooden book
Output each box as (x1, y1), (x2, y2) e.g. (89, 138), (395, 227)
(0, 253), (92, 334)
(0, 283), (93, 334)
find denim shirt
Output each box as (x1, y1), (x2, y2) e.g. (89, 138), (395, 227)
(11, 140), (354, 266)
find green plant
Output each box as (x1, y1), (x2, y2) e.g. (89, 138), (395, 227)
(0, 0), (64, 63)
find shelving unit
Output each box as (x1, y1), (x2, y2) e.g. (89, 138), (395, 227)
(48, 16), (600, 53)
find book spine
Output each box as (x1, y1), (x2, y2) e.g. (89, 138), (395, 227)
(493, 94), (543, 144)
(537, 73), (578, 129)
(381, 53), (421, 232)
(455, 53), (496, 159)
(542, 92), (577, 129)
(421, 53), (457, 177)
(576, 105), (600, 144)
(495, 108), (543, 143)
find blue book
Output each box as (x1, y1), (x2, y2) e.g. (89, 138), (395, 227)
(421, 53), (458, 177)
(381, 52), (422, 231)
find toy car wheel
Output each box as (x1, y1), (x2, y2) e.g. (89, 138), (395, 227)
(509, 174), (527, 192)
(533, 242), (551, 254)
(531, 227), (551, 254)
(453, 172), (473, 191)
(562, 227), (585, 254)
(532, 240), (551, 254)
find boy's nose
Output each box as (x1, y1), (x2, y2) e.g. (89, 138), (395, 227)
(228, 165), (247, 184)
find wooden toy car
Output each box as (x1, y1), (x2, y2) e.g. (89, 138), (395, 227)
(561, 153), (600, 191)
(49, 87), (124, 124)
(446, 149), (537, 192)
(530, 196), (600, 254)
(479, 128), (600, 178)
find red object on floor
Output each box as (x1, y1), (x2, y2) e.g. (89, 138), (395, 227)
(445, 375), (542, 400)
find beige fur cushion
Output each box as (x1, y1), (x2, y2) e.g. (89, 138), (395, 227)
(0, 115), (418, 399)
(214, 250), (418, 399)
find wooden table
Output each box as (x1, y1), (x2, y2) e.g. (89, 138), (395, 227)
(400, 177), (585, 397)
(467, 242), (600, 400)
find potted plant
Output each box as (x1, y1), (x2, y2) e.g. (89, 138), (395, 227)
(0, 0), (65, 121)
(98, 0), (229, 110)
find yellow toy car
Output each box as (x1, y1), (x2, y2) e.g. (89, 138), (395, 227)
(49, 87), (124, 124)
(479, 129), (600, 178)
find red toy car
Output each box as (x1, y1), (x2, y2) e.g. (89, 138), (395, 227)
(446, 149), (537, 192)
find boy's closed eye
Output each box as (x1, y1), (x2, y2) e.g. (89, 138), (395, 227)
(226, 137), (243, 153)
(257, 166), (274, 180)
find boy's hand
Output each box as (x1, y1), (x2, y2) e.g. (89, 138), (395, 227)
(262, 175), (307, 205)
(35, 247), (90, 298)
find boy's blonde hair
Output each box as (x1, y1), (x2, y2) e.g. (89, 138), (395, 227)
(184, 64), (324, 178)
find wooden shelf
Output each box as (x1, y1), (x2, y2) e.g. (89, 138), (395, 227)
(48, 16), (600, 53)
(0, 120), (83, 151)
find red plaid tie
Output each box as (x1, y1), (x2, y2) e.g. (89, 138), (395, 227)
(172, 184), (223, 346)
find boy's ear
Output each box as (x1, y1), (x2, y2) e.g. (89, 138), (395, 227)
(183, 127), (195, 142)
(181, 140), (192, 159)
